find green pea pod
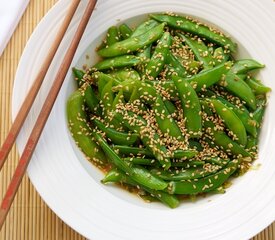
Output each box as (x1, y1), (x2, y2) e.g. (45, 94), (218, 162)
(186, 60), (202, 75)
(136, 44), (152, 60)
(131, 20), (158, 76)
(101, 168), (123, 183)
(172, 149), (198, 159)
(115, 80), (157, 104)
(131, 166), (168, 190)
(189, 140), (203, 151)
(114, 111), (171, 169)
(163, 100), (177, 115)
(168, 159), (240, 194)
(213, 47), (230, 66)
(151, 160), (227, 181)
(253, 102), (266, 129)
(189, 62), (231, 91)
(93, 119), (139, 146)
(200, 99), (214, 116)
(145, 32), (172, 79)
(82, 83), (101, 116)
(136, 45), (152, 77)
(101, 79), (114, 116)
(153, 95), (183, 140)
(204, 158), (230, 166)
(123, 157), (157, 166)
(98, 23), (166, 57)
(112, 79), (157, 104)
(113, 145), (155, 158)
(119, 23), (133, 39)
(210, 95), (257, 138)
(207, 98), (247, 146)
(93, 55), (141, 71)
(245, 77), (271, 95)
(150, 14), (237, 52)
(92, 71), (121, 86)
(245, 136), (257, 152)
(106, 26), (120, 46)
(231, 59), (264, 74)
(166, 51), (187, 77)
(102, 168), (179, 208)
(93, 132), (167, 190)
(72, 67), (85, 87)
(173, 76), (202, 138)
(170, 160), (205, 167)
(67, 90), (106, 166)
(156, 62), (231, 99)
(222, 71), (256, 110)
(204, 121), (251, 158)
(131, 19), (159, 37)
(237, 74), (247, 81)
(123, 157), (202, 168)
(178, 33), (214, 68)
(110, 68), (141, 82)
(128, 87), (138, 103)
(112, 89), (125, 109)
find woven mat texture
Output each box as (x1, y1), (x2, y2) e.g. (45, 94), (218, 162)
(0, 0), (274, 239)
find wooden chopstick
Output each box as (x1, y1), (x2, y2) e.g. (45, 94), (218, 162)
(0, 0), (98, 229)
(0, 0), (81, 172)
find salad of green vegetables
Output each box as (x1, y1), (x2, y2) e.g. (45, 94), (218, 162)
(67, 13), (270, 208)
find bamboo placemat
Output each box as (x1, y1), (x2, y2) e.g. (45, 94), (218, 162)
(0, 0), (274, 239)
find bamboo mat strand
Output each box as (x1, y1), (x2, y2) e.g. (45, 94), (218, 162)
(0, 0), (274, 239)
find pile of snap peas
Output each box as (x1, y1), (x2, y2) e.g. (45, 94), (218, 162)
(67, 13), (271, 208)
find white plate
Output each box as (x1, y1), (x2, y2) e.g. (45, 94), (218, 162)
(12, 0), (275, 239)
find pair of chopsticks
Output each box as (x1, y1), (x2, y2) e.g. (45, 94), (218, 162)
(0, 0), (98, 229)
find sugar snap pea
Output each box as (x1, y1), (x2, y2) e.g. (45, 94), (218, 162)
(168, 159), (240, 194)
(207, 98), (247, 146)
(113, 145), (154, 158)
(145, 32), (172, 79)
(119, 23), (133, 39)
(173, 76), (202, 138)
(101, 79), (114, 116)
(178, 33), (214, 68)
(123, 157), (157, 166)
(163, 100), (177, 115)
(106, 26), (120, 46)
(222, 71), (256, 110)
(153, 95), (183, 140)
(112, 89), (125, 109)
(102, 168), (179, 208)
(156, 62), (230, 99)
(204, 121), (251, 157)
(123, 157), (204, 167)
(98, 23), (166, 57)
(231, 59), (264, 74)
(93, 132), (168, 190)
(81, 83), (101, 116)
(93, 119), (139, 146)
(151, 160), (228, 181)
(253, 101), (266, 128)
(110, 68), (140, 82)
(204, 93), (257, 137)
(245, 77), (271, 95)
(151, 14), (237, 52)
(165, 51), (187, 78)
(67, 90), (106, 166)
(172, 149), (198, 159)
(93, 55), (141, 71)
(114, 111), (171, 169)
(212, 47), (230, 66)
(72, 67), (85, 87)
